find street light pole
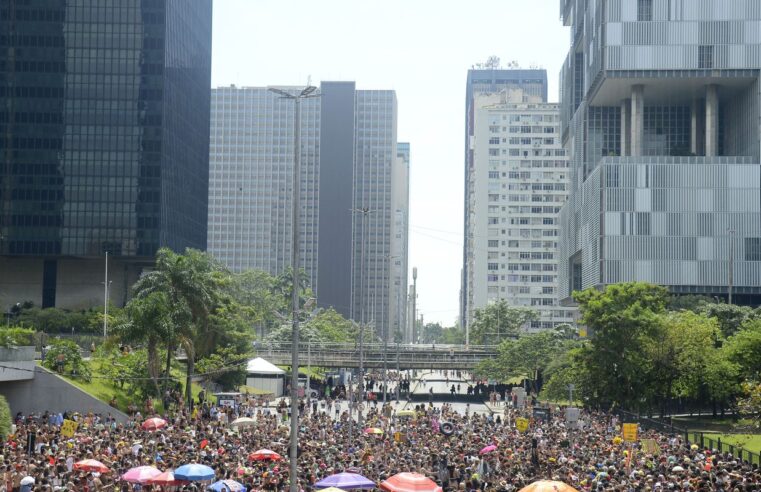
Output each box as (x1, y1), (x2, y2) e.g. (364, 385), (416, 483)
(268, 85), (318, 492)
(352, 206), (371, 430)
(103, 251), (108, 337)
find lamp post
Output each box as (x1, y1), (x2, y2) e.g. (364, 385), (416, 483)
(102, 252), (111, 337)
(351, 206), (372, 431)
(268, 85), (319, 492)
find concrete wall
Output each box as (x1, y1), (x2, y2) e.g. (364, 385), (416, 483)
(0, 257), (144, 311)
(0, 366), (128, 422)
(0, 347), (35, 381)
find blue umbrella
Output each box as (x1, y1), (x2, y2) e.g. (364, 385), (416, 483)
(315, 472), (376, 489)
(175, 464), (215, 482)
(209, 479), (247, 492)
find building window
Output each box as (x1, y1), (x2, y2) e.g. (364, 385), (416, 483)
(698, 45), (714, 69)
(637, 0), (652, 21)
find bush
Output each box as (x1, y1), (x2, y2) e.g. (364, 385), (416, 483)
(43, 339), (91, 381)
(0, 395), (10, 438)
(0, 328), (35, 348)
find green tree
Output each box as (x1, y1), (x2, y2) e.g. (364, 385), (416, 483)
(421, 323), (444, 344)
(195, 346), (251, 391)
(441, 326), (465, 344)
(700, 303), (758, 338)
(737, 381), (761, 431)
(469, 301), (538, 345)
(131, 248), (231, 405)
(0, 396), (10, 438)
(113, 291), (174, 395)
(43, 339), (91, 381)
(304, 308), (354, 343)
(573, 282), (668, 410)
(724, 319), (761, 379)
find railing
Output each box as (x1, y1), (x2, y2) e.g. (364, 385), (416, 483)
(617, 410), (761, 466)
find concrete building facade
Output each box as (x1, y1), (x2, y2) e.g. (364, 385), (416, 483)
(0, 0), (213, 311)
(461, 68), (549, 330)
(207, 83), (407, 341)
(390, 143), (410, 342)
(558, 0), (761, 304)
(466, 89), (575, 332)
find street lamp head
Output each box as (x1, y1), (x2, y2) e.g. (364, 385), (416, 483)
(300, 86), (318, 97)
(268, 87), (295, 99)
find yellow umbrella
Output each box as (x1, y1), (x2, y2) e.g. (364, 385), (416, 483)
(363, 427), (384, 435)
(396, 410), (416, 417)
(518, 481), (579, 492)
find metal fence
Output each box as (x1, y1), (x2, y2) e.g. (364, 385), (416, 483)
(617, 409), (761, 466)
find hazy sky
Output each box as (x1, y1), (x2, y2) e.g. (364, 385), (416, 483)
(211, 1), (570, 326)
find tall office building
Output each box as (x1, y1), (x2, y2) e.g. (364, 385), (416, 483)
(558, 0), (761, 304)
(0, 0), (213, 310)
(390, 143), (410, 341)
(466, 89), (575, 333)
(461, 67), (549, 330)
(208, 83), (407, 341)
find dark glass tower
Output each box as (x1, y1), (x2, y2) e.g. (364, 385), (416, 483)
(0, 0), (212, 308)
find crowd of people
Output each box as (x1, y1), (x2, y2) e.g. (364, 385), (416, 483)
(4, 381), (761, 492)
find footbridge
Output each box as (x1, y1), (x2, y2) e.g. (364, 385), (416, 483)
(256, 343), (498, 370)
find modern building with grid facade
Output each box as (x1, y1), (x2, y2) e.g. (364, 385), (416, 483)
(461, 68), (549, 330)
(207, 83), (407, 341)
(466, 89), (576, 332)
(558, 0), (761, 304)
(0, 0), (212, 310)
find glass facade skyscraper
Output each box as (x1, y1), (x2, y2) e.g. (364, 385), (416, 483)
(0, 0), (212, 309)
(558, 0), (761, 305)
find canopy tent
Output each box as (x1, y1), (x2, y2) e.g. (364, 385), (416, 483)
(246, 357), (286, 396)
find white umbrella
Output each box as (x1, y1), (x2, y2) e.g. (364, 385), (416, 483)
(672, 466), (684, 472)
(20, 477), (35, 486)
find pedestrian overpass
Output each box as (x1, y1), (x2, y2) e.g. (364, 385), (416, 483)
(257, 343), (498, 370)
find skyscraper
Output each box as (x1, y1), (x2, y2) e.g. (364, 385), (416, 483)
(466, 89), (575, 333)
(558, 0), (761, 305)
(461, 67), (549, 330)
(0, 0), (213, 309)
(208, 82), (407, 341)
(391, 143), (410, 341)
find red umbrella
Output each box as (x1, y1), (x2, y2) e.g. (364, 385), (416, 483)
(518, 481), (579, 492)
(73, 459), (110, 473)
(380, 473), (442, 492)
(147, 470), (188, 487)
(142, 417), (168, 431)
(248, 449), (282, 461)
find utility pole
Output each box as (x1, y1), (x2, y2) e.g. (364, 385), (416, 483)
(102, 252), (111, 337)
(351, 206), (372, 430)
(396, 340), (401, 401)
(411, 267), (418, 344)
(728, 228), (736, 305)
(268, 85), (319, 492)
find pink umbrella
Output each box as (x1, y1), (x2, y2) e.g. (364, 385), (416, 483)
(121, 466), (162, 484)
(142, 417), (168, 431)
(148, 470), (188, 487)
(479, 444), (498, 455)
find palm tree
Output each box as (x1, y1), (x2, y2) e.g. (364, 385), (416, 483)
(132, 248), (227, 406)
(114, 291), (174, 395)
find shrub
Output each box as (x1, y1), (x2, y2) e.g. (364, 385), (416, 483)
(43, 339), (91, 381)
(0, 395), (10, 438)
(0, 328), (35, 348)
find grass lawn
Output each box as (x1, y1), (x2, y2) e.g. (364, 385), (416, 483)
(710, 433), (761, 454)
(43, 359), (205, 414)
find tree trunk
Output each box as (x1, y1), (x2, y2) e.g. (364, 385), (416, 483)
(147, 338), (160, 396)
(165, 345), (172, 393)
(185, 343), (195, 409)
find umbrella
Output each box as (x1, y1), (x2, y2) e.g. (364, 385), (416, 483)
(319, 488), (347, 492)
(148, 470), (188, 487)
(20, 477), (35, 486)
(672, 466), (685, 472)
(480, 444), (498, 455)
(230, 417), (257, 428)
(142, 417), (167, 431)
(209, 479), (247, 492)
(364, 427), (384, 435)
(396, 410), (416, 417)
(121, 466), (162, 484)
(248, 449), (282, 461)
(380, 473), (443, 492)
(175, 463), (215, 482)
(315, 472), (376, 489)
(73, 459), (110, 473)
(517, 481), (579, 492)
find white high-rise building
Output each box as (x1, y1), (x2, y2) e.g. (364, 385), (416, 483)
(208, 83), (408, 341)
(466, 89), (576, 332)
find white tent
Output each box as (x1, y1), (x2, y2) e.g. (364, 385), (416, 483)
(246, 357), (286, 396)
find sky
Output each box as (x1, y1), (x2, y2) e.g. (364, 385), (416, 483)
(211, 0), (570, 326)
